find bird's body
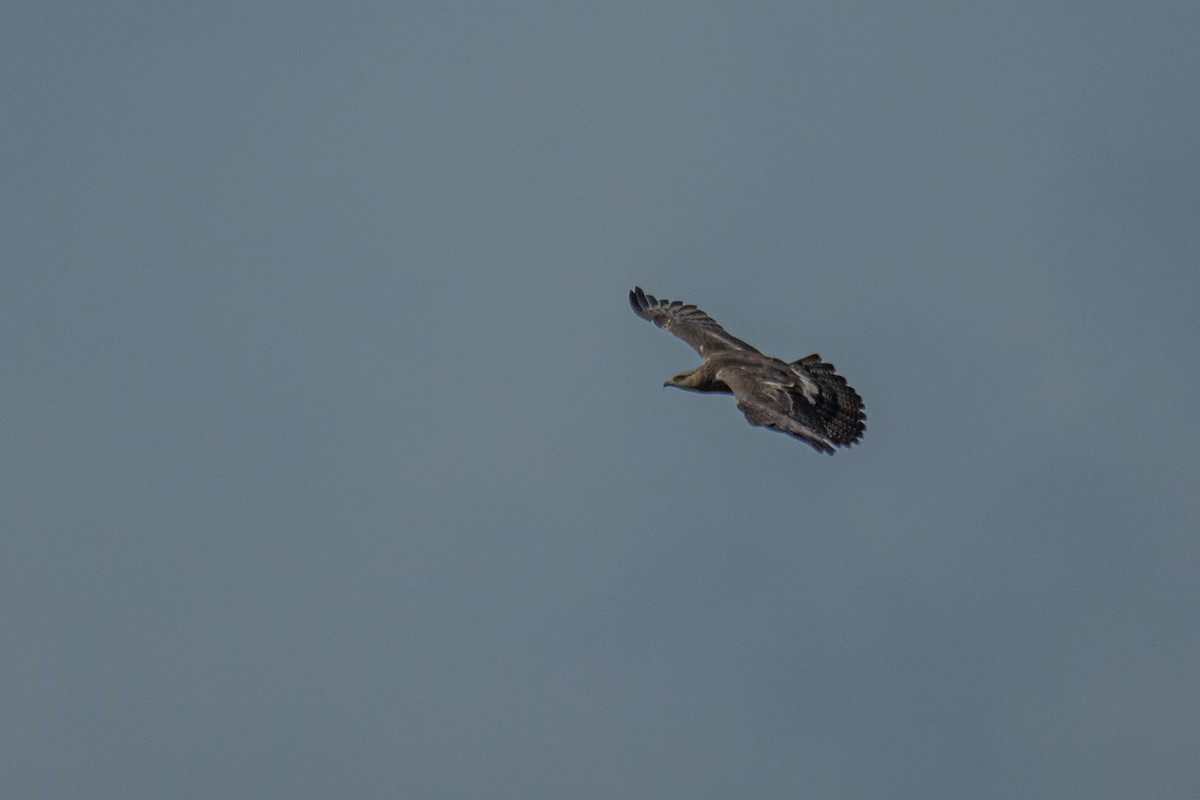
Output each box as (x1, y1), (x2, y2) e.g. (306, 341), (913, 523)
(629, 287), (865, 453)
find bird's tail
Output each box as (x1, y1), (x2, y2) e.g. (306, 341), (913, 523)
(789, 354), (866, 447)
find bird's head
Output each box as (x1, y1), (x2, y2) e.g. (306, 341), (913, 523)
(664, 369), (700, 390)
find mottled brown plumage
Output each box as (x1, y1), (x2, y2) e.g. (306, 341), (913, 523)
(629, 287), (865, 453)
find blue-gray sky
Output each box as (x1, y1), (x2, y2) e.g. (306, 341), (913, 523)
(4, 2), (1199, 798)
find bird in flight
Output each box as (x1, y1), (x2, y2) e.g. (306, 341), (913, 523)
(629, 287), (865, 453)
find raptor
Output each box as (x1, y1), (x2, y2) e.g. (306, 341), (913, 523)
(629, 286), (865, 453)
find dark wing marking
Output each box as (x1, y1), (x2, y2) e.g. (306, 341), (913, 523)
(629, 286), (761, 357)
(718, 355), (865, 454)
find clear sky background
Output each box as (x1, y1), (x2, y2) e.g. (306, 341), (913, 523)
(4, 2), (1199, 798)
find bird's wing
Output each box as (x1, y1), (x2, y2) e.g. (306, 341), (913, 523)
(718, 355), (865, 454)
(629, 287), (761, 358)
